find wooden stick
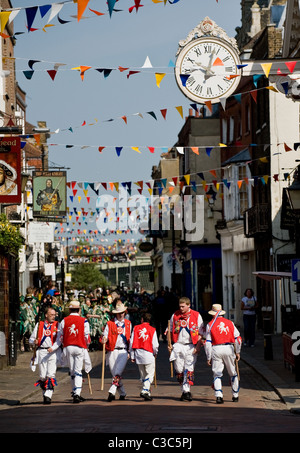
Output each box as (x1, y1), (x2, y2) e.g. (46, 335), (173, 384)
(87, 373), (93, 395)
(154, 357), (157, 388)
(101, 342), (105, 391)
(167, 320), (173, 378)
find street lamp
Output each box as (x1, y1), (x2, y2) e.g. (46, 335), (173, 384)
(286, 165), (300, 213)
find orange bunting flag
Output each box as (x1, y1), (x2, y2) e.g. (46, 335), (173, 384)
(237, 180), (243, 189)
(205, 101), (212, 113)
(89, 8), (105, 16)
(121, 116), (127, 124)
(34, 134), (41, 146)
(191, 147), (199, 155)
(77, 0), (90, 22)
(209, 169), (217, 178)
(213, 57), (223, 66)
(72, 65), (92, 81)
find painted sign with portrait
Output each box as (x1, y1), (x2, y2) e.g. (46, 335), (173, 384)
(32, 171), (67, 220)
(0, 136), (21, 204)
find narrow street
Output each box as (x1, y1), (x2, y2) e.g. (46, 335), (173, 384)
(0, 341), (299, 435)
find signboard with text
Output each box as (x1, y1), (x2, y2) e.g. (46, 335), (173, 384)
(0, 136), (21, 204)
(32, 171), (67, 220)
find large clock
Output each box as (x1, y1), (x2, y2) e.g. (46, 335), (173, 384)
(175, 36), (242, 104)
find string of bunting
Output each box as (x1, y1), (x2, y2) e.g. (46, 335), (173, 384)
(0, 0), (182, 37)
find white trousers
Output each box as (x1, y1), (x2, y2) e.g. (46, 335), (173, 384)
(64, 345), (84, 396)
(211, 344), (239, 398)
(106, 349), (128, 396)
(138, 362), (156, 395)
(38, 349), (57, 399)
(170, 343), (197, 393)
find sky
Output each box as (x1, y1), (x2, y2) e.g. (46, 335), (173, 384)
(9, 0), (242, 244)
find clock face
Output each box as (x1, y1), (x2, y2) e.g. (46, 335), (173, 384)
(175, 37), (241, 104)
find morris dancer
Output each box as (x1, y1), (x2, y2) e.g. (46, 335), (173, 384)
(29, 307), (61, 405)
(204, 304), (242, 404)
(60, 300), (92, 403)
(168, 297), (204, 402)
(101, 301), (132, 402)
(129, 313), (159, 401)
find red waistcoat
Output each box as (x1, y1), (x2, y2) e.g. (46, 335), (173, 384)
(131, 322), (156, 353)
(171, 309), (200, 345)
(105, 319), (131, 352)
(208, 317), (235, 345)
(63, 315), (87, 349)
(37, 321), (58, 347)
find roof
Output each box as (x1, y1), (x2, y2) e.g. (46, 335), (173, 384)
(222, 148), (252, 166)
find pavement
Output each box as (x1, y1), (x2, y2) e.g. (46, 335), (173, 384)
(1, 328), (300, 414)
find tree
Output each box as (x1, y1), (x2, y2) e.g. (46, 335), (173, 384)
(70, 263), (109, 290)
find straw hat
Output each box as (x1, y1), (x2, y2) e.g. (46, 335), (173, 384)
(69, 300), (80, 309)
(208, 304), (226, 316)
(112, 302), (127, 314)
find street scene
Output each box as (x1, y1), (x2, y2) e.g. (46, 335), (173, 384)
(0, 0), (300, 439)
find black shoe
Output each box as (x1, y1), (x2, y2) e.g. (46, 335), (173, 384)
(43, 396), (51, 405)
(119, 395), (126, 400)
(73, 395), (81, 404)
(216, 397), (224, 404)
(143, 393), (153, 401)
(107, 392), (115, 402)
(180, 392), (192, 402)
(232, 396), (239, 402)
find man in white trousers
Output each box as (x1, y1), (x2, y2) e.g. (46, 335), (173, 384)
(130, 313), (159, 401)
(168, 297), (204, 402)
(205, 303), (242, 404)
(29, 307), (61, 404)
(60, 300), (92, 403)
(102, 301), (132, 402)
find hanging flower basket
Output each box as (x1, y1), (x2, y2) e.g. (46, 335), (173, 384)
(0, 214), (25, 257)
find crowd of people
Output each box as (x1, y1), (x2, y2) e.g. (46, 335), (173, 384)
(18, 283), (162, 353)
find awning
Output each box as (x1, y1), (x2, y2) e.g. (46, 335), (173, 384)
(253, 271), (292, 281)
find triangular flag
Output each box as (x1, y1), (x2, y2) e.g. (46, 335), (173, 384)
(77, 0), (90, 21)
(285, 61), (297, 73)
(148, 147), (155, 153)
(0, 12), (11, 33)
(261, 63), (272, 78)
(250, 90), (257, 103)
(184, 175), (190, 185)
(237, 180), (243, 189)
(107, 0), (117, 17)
(175, 106), (183, 118)
(205, 101), (212, 113)
(155, 73), (166, 88)
(191, 147), (199, 155)
(160, 109), (167, 120)
(116, 147), (123, 156)
(132, 147), (141, 153)
(284, 143), (292, 152)
(142, 56), (153, 68)
(176, 147), (184, 154)
(25, 7), (38, 32)
(47, 69), (57, 81)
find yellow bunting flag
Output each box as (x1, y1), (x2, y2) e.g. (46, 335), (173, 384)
(0, 12), (11, 33)
(259, 157), (268, 163)
(155, 73), (166, 88)
(261, 63), (272, 78)
(175, 106), (183, 118)
(219, 143), (227, 147)
(184, 175), (190, 185)
(266, 85), (278, 92)
(132, 147), (141, 153)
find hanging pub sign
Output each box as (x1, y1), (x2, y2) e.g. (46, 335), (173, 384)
(0, 136), (21, 204)
(32, 170), (67, 220)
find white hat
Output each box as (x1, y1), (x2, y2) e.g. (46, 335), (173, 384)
(112, 302), (127, 314)
(69, 300), (80, 309)
(208, 304), (226, 316)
